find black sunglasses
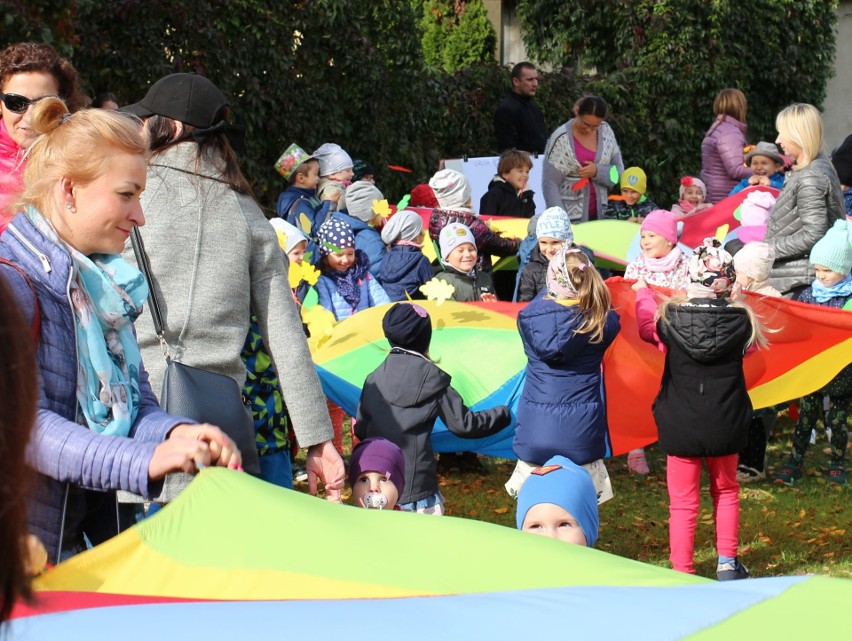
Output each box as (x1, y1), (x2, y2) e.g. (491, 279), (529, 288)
(0, 92), (57, 114)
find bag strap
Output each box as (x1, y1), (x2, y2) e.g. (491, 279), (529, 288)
(130, 227), (167, 337)
(0, 257), (41, 344)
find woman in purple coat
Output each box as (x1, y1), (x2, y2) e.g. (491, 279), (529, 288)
(701, 89), (752, 203)
(0, 97), (241, 564)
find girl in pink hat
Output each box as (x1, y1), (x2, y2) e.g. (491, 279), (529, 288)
(623, 209), (690, 474)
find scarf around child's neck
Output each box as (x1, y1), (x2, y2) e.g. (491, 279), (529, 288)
(327, 249), (371, 307)
(812, 273), (852, 303)
(644, 247), (683, 273)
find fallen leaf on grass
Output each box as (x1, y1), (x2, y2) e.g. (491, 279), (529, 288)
(494, 507), (509, 514)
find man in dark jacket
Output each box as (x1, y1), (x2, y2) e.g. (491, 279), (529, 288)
(494, 62), (548, 154)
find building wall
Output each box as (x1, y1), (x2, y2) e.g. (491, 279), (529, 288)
(823, 1), (852, 153)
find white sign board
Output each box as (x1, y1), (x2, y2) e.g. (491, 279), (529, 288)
(440, 155), (547, 215)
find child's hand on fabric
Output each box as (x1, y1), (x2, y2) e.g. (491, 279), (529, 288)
(306, 440), (345, 502)
(631, 278), (648, 291)
(480, 293), (498, 302)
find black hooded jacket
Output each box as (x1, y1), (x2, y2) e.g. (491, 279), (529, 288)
(652, 299), (754, 457)
(355, 349), (511, 504)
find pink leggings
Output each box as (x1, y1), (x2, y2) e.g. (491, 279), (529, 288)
(666, 454), (739, 574)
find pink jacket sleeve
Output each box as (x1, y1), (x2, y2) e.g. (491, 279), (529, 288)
(634, 288), (666, 352)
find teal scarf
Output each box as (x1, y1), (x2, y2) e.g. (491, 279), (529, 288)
(26, 206), (148, 436)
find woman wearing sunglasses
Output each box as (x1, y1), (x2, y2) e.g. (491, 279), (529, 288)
(0, 42), (83, 232)
(542, 95), (624, 223)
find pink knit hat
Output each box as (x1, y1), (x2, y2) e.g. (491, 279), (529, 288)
(640, 209), (678, 245)
(679, 176), (707, 200)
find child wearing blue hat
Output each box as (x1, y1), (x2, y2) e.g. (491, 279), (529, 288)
(517, 206), (573, 302)
(516, 455), (599, 547)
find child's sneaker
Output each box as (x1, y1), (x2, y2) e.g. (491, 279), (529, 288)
(774, 460), (803, 486)
(292, 464), (308, 483)
(627, 450), (650, 475)
(736, 465), (766, 483)
(827, 463), (846, 486)
(716, 560), (750, 581)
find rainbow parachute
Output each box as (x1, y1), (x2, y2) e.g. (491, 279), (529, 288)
(8, 469), (850, 639)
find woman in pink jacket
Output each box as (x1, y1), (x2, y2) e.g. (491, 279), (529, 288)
(700, 89), (752, 203)
(0, 42), (82, 233)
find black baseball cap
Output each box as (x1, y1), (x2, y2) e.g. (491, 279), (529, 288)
(122, 73), (229, 128)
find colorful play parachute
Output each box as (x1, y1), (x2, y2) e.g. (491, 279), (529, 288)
(7, 469), (851, 640)
(677, 185), (779, 248)
(312, 286), (852, 457)
(313, 300), (523, 457)
(605, 278), (852, 453)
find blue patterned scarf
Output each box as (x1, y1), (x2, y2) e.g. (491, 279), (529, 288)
(26, 206), (148, 436)
(327, 249), (371, 307)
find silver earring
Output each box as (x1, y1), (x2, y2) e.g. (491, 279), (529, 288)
(65, 202), (77, 214)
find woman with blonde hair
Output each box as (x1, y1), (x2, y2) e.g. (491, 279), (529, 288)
(765, 103), (845, 297)
(0, 97), (242, 563)
(700, 88), (752, 203)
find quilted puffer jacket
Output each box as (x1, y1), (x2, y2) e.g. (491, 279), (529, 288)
(0, 213), (183, 562)
(764, 154), (845, 295)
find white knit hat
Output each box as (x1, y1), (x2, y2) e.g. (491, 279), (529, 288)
(313, 143), (353, 177)
(429, 169), (472, 210)
(269, 218), (307, 254)
(733, 242), (775, 283)
(439, 222), (476, 261)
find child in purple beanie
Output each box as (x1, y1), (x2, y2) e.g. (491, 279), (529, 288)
(349, 437), (406, 510)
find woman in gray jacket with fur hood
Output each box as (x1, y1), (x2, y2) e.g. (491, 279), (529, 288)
(765, 103), (845, 297)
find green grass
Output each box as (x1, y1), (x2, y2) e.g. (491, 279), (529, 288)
(297, 414), (851, 581)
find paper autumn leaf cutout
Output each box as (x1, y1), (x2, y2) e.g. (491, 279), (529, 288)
(299, 213), (312, 235)
(714, 224), (730, 242)
(572, 177), (590, 191)
(372, 199), (392, 219)
(288, 261), (321, 289)
(301, 305), (337, 351)
(733, 204), (743, 221)
(396, 194), (411, 211)
(609, 166), (619, 184)
(419, 278), (455, 306)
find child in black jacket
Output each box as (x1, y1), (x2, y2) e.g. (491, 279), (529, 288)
(355, 303), (511, 514)
(479, 149), (536, 217)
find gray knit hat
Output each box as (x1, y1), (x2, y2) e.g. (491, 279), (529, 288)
(381, 209), (423, 245)
(345, 181), (384, 222)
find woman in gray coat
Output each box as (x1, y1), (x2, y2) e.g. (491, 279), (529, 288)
(122, 74), (344, 499)
(765, 103), (845, 297)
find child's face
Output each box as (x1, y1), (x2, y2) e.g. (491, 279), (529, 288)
(682, 185), (705, 206)
(503, 165), (530, 192)
(295, 162), (320, 190)
(287, 240), (308, 265)
(640, 230), (673, 259)
(749, 155), (783, 177)
(326, 247), (356, 272)
(327, 167), (354, 183)
(521, 503), (587, 546)
(446, 242), (478, 272)
(736, 273), (755, 289)
(814, 265), (847, 288)
(621, 187), (642, 206)
(352, 471), (400, 510)
(538, 237), (564, 261)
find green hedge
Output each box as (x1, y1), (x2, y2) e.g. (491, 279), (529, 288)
(1, 0), (837, 211)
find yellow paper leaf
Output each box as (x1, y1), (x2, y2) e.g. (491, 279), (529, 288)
(301, 305), (336, 350)
(419, 278), (455, 306)
(714, 224), (729, 242)
(299, 213), (312, 235)
(372, 199), (392, 219)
